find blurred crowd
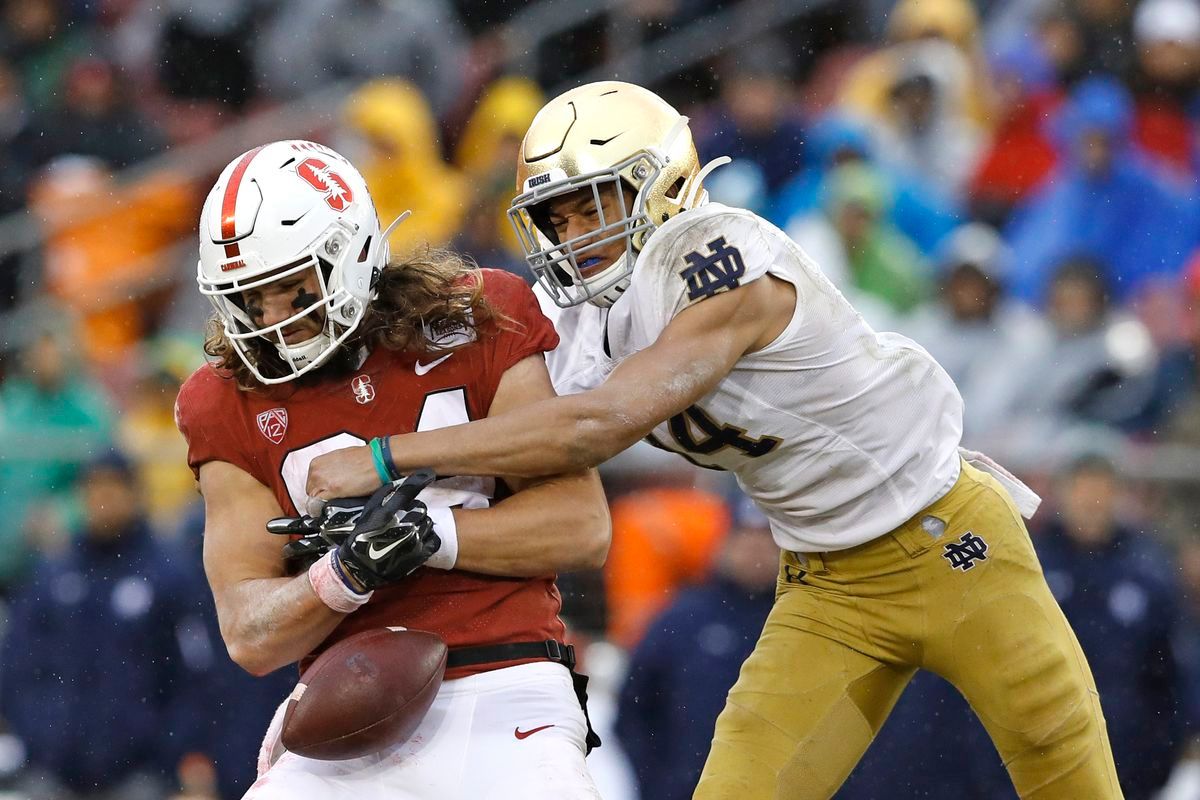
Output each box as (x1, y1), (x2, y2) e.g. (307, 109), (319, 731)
(3, 0), (1200, 797)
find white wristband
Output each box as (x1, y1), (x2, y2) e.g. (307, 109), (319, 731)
(308, 551), (373, 613)
(424, 506), (459, 570)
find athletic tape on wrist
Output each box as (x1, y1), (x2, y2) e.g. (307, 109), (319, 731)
(424, 506), (459, 570)
(308, 551), (373, 613)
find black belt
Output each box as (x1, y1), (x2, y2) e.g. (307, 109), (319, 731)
(445, 638), (600, 753)
(445, 639), (576, 671)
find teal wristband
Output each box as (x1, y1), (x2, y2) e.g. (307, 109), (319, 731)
(368, 438), (392, 485)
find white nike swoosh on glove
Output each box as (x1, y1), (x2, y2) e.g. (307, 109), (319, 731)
(414, 353), (453, 376)
(367, 538), (406, 559)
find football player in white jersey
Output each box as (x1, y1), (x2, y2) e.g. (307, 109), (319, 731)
(307, 82), (1122, 799)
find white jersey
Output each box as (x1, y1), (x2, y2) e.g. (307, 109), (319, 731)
(536, 203), (965, 553)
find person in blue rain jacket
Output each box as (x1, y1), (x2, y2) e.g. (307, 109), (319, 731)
(1005, 76), (1200, 306)
(0, 452), (211, 799)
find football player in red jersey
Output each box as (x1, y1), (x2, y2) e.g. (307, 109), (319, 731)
(174, 140), (609, 799)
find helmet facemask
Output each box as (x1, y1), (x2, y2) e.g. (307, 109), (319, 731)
(508, 107), (727, 309)
(198, 219), (368, 384)
(509, 151), (663, 308)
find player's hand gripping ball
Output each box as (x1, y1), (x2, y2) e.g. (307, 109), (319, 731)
(281, 627), (448, 760)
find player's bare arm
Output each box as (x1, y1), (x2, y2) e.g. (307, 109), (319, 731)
(200, 460), (349, 676)
(306, 352), (611, 574)
(307, 272), (795, 489)
(442, 352), (610, 575)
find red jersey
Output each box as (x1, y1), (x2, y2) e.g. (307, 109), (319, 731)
(176, 269), (564, 678)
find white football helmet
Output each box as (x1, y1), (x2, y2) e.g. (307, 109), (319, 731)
(197, 140), (391, 384)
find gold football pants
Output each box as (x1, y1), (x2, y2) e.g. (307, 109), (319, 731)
(694, 461), (1122, 799)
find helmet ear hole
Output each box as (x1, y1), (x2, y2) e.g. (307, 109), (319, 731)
(316, 256), (334, 283)
(665, 176), (686, 200)
(357, 236), (372, 263)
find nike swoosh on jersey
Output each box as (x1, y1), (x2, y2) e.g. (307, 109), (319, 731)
(414, 353), (453, 376)
(514, 724), (556, 740)
(367, 538), (405, 560)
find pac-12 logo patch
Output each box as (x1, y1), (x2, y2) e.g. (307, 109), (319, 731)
(943, 531), (989, 571)
(256, 408), (288, 444)
(296, 158), (353, 211)
(351, 374), (375, 405)
(680, 236), (746, 301)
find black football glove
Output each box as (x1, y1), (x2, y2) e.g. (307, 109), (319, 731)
(334, 469), (441, 592)
(267, 496), (373, 571)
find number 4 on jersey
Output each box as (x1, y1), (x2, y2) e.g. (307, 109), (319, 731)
(664, 404), (782, 463)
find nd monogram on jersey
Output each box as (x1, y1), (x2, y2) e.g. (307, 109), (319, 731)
(177, 270), (567, 677)
(536, 203), (965, 554)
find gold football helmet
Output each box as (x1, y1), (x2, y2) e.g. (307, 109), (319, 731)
(508, 81), (729, 308)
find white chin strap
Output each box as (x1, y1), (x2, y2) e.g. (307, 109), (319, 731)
(584, 253), (632, 308)
(277, 331), (335, 371)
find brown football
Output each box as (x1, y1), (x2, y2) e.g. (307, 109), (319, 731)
(281, 628), (448, 760)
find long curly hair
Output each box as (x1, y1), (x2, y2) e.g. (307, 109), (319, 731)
(203, 248), (508, 390)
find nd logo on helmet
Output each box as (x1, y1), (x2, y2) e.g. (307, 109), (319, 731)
(297, 158), (354, 211)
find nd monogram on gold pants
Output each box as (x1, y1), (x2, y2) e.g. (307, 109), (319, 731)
(694, 461), (1122, 800)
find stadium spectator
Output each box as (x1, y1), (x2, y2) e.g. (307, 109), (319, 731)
(967, 40), (1062, 225)
(28, 157), (197, 367)
(1160, 537), (1200, 800)
(605, 486), (728, 649)
(985, 257), (1160, 462)
(21, 56), (166, 170)
(866, 39), (985, 202)
(0, 325), (112, 588)
(0, 0), (89, 112)
(256, 0), (468, 116)
(452, 76), (544, 277)
(170, 503), (296, 800)
(116, 336), (204, 528)
(454, 76), (543, 180)
(1129, 0), (1200, 177)
(1005, 76), (1200, 305)
(840, 0), (995, 130)
(693, 41), (807, 194)
(342, 79), (469, 255)
(769, 113), (961, 255)
(993, 0), (1138, 85)
(0, 451), (212, 800)
(786, 161), (928, 320)
(1149, 255), (1200, 438)
(616, 492), (776, 800)
(900, 223), (1047, 443)
(1033, 453), (1190, 799)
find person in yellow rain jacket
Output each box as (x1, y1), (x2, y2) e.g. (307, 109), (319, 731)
(342, 79), (468, 256)
(839, 0), (995, 131)
(452, 77), (545, 273)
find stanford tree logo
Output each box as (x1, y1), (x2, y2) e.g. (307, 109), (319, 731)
(296, 158), (353, 211)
